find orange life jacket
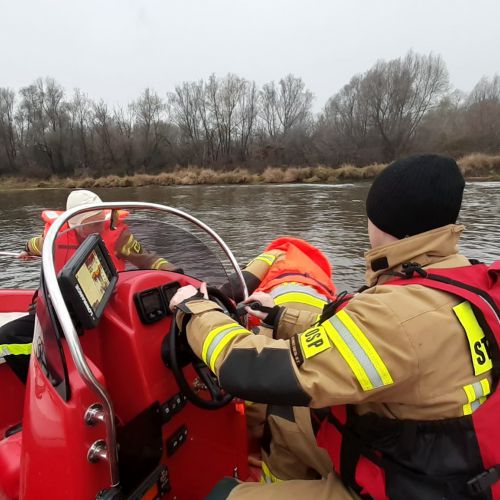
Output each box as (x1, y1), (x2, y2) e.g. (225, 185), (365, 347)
(41, 210), (128, 273)
(248, 237), (336, 329)
(256, 237), (336, 299)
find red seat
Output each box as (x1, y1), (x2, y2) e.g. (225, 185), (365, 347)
(0, 431), (21, 499)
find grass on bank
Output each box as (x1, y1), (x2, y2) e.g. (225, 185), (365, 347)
(1, 153), (499, 190)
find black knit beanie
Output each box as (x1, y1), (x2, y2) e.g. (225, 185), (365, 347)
(366, 154), (465, 239)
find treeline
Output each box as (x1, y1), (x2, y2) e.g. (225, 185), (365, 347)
(0, 50), (499, 178)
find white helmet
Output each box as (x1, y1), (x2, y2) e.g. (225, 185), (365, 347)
(66, 190), (103, 228)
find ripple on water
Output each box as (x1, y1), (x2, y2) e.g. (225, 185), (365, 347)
(0, 181), (498, 292)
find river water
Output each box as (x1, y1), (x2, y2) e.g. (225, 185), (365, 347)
(0, 182), (498, 292)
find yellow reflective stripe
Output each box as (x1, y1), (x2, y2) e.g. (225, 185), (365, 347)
(480, 378), (490, 396)
(260, 461), (282, 484)
(30, 237), (40, 254)
(462, 378), (490, 415)
(254, 253), (276, 266)
(28, 237), (42, 255)
(463, 384), (476, 403)
(120, 235), (135, 257)
(274, 292), (327, 309)
(0, 343), (32, 356)
(323, 319), (373, 391)
(453, 301), (493, 376)
(323, 310), (393, 391)
(152, 258), (169, 270)
(463, 403), (473, 416)
(209, 328), (249, 373)
(336, 310), (393, 386)
(201, 322), (239, 364)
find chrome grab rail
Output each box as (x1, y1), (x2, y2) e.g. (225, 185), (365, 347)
(42, 201), (247, 488)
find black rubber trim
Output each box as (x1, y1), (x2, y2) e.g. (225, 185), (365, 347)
(371, 256), (389, 271)
(205, 477), (240, 499)
(267, 404), (295, 422)
(219, 348), (311, 406)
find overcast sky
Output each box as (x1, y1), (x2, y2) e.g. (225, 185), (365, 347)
(1, 0), (499, 111)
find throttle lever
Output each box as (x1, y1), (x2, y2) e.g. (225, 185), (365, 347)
(235, 300), (275, 316)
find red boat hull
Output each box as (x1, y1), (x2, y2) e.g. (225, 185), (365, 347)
(0, 274), (251, 499)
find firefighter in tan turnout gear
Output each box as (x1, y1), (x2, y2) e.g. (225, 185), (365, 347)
(171, 155), (496, 499)
(0, 190), (176, 383)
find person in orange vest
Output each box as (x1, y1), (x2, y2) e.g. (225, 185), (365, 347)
(221, 237), (336, 331)
(169, 155), (498, 499)
(0, 189), (176, 383)
(20, 189), (175, 272)
(220, 237), (336, 481)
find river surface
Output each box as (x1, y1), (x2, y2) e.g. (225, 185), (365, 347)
(0, 182), (498, 292)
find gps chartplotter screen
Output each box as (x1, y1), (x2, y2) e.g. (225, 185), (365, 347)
(58, 234), (118, 329)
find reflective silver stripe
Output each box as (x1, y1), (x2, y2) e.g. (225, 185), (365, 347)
(328, 315), (384, 389)
(206, 325), (245, 368)
(270, 284), (326, 300)
(463, 378), (490, 415)
(472, 381), (484, 398)
(470, 400), (481, 412)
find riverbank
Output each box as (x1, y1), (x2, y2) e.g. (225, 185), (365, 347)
(1, 153), (499, 189)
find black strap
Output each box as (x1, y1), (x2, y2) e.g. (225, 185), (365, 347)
(328, 412), (485, 495)
(175, 291), (207, 315)
(469, 259), (483, 266)
(467, 465), (500, 495)
(387, 262), (500, 379)
(317, 291), (351, 325)
(386, 262), (500, 318)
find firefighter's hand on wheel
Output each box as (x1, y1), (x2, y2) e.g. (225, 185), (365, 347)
(169, 283), (208, 311)
(244, 291), (275, 319)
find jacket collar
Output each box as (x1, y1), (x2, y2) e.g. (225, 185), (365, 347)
(364, 224), (465, 286)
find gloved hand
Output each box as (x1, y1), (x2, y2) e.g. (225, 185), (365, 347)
(18, 251), (31, 261)
(243, 291), (275, 320)
(169, 282), (208, 311)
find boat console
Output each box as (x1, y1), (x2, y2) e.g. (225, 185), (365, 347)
(58, 233), (118, 330)
(0, 203), (252, 499)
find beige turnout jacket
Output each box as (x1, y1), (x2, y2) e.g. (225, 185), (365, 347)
(182, 224), (494, 499)
(181, 224), (491, 420)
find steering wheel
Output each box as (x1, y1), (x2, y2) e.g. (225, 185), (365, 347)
(162, 287), (240, 410)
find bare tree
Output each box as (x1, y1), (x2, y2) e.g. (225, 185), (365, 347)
(260, 81), (279, 138)
(92, 100), (117, 169)
(168, 81), (205, 164)
(259, 74), (313, 138)
(362, 51), (449, 159)
(0, 88), (17, 172)
(320, 75), (372, 163)
(236, 80), (258, 161)
(114, 105), (136, 174)
(130, 88), (167, 169)
(1, 62), (499, 177)
(468, 75), (500, 103)
(18, 79), (58, 173)
(465, 75), (500, 150)
(68, 89), (93, 170)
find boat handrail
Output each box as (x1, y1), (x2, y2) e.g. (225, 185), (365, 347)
(42, 201), (247, 488)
